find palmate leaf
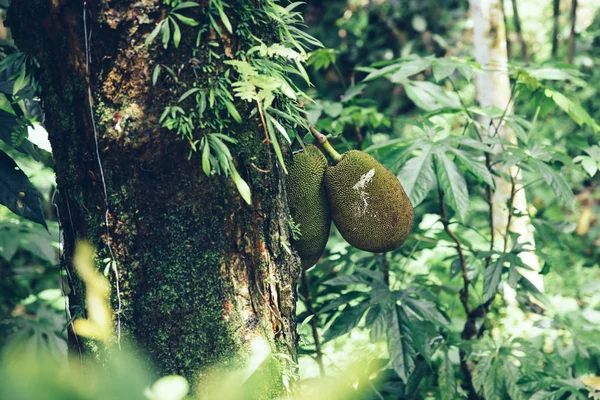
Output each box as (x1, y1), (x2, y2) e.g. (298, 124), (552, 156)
(403, 297), (450, 329)
(404, 81), (460, 111)
(527, 159), (575, 210)
(484, 360), (507, 400)
(434, 150), (469, 221)
(319, 291), (367, 313)
(322, 300), (369, 343)
(404, 312), (433, 365)
(483, 256), (504, 303)
(438, 350), (457, 400)
(0, 149), (46, 228)
(504, 363), (526, 400)
(472, 356), (492, 393)
(388, 304), (416, 383)
(397, 145), (435, 207)
(448, 147), (495, 188)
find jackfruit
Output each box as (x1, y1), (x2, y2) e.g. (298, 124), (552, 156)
(286, 145), (331, 268)
(324, 150), (413, 253)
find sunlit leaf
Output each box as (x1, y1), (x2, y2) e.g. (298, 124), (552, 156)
(397, 145), (435, 207)
(434, 151), (469, 221)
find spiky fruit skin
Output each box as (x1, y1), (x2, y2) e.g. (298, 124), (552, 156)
(324, 150), (414, 253)
(286, 145), (331, 269)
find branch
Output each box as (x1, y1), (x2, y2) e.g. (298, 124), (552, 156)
(437, 183), (470, 315)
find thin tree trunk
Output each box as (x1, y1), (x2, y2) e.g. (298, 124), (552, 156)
(470, 0), (543, 293)
(552, 0), (561, 57)
(8, 0), (300, 394)
(568, 0), (577, 63)
(511, 0), (529, 61)
(500, 0), (512, 60)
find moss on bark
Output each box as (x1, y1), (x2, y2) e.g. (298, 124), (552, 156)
(8, 0), (301, 393)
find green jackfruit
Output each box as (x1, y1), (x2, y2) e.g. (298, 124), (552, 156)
(286, 145), (331, 269)
(324, 150), (413, 253)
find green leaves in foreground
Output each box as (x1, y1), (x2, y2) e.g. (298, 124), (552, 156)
(0, 149), (46, 228)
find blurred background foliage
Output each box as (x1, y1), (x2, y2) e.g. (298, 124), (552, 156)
(1, 0), (600, 399)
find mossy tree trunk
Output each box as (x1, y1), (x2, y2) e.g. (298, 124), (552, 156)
(8, 0), (301, 394)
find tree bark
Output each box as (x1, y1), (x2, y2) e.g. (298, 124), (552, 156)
(8, 0), (301, 394)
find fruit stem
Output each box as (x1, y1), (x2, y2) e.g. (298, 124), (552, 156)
(319, 139), (343, 163)
(297, 99), (343, 164)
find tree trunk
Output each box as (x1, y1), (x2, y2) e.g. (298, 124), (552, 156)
(510, 0), (529, 61)
(8, 0), (301, 394)
(552, 0), (561, 57)
(568, 0), (577, 63)
(500, 0), (512, 60)
(469, 0), (544, 293)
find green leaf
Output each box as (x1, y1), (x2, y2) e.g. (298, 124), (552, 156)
(265, 115), (287, 174)
(322, 301), (369, 343)
(483, 257), (504, 303)
(319, 291), (367, 313)
(214, 1), (233, 34)
(472, 356), (492, 393)
(171, 18), (181, 48)
(266, 113), (291, 144)
(404, 312), (433, 364)
(223, 100), (242, 123)
(162, 18), (171, 48)
(544, 88), (600, 133)
(403, 298), (449, 329)
(229, 162), (251, 205)
(362, 64), (402, 82)
(340, 84), (366, 103)
(397, 145), (435, 207)
(325, 275), (371, 286)
(404, 81), (460, 111)
(434, 151), (469, 221)
(432, 59), (456, 82)
(152, 65), (161, 86)
(484, 360), (506, 400)
(172, 1), (199, 11)
(439, 350), (457, 400)
(366, 305), (388, 342)
(171, 13), (199, 27)
(581, 157), (597, 177)
(528, 159), (575, 210)
(0, 149), (47, 228)
(503, 363), (525, 400)
(388, 304), (416, 383)
(0, 227), (20, 261)
(201, 139), (211, 176)
(178, 88), (200, 103)
(386, 58), (433, 82)
(145, 20), (164, 46)
(209, 135), (232, 159)
(449, 148), (495, 188)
